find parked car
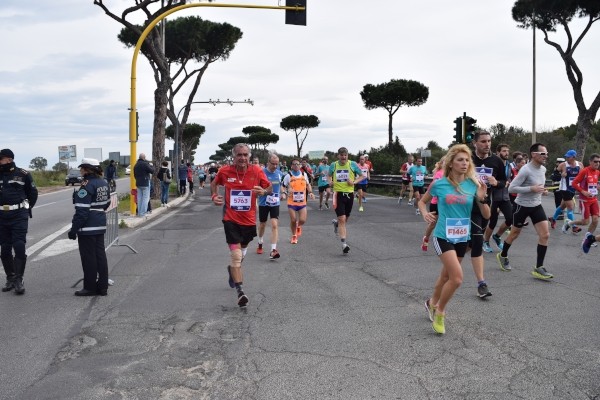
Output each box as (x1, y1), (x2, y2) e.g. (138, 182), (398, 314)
(65, 169), (83, 186)
(125, 166), (131, 175)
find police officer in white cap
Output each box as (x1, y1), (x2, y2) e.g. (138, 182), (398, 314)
(0, 148), (38, 295)
(68, 158), (111, 296)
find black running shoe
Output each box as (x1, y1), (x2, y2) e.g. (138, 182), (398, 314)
(343, 244), (350, 254)
(477, 283), (492, 298)
(237, 291), (249, 307)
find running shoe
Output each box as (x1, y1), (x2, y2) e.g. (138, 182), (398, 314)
(398, 196), (403, 204)
(571, 225), (582, 234)
(296, 226), (303, 237)
(477, 283), (492, 298)
(496, 253), (512, 271)
(319, 206), (323, 211)
(257, 243), (263, 254)
(407, 200), (414, 206)
(562, 219), (571, 234)
(269, 249), (280, 259)
(415, 209), (421, 216)
(325, 202), (329, 209)
(359, 206), (364, 212)
(548, 217), (556, 229)
(237, 291), (249, 307)
(290, 235), (298, 244)
(227, 266), (235, 288)
(582, 232), (595, 254)
(531, 266), (553, 280)
(432, 312), (445, 334)
(363, 197), (367, 202)
(332, 219), (338, 235)
(343, 244), (350, 254)
(421, 236), (429, 252)
(425, 299), (436, 322)
(492, 234), (504, 250)
(482, 241), (493, 253)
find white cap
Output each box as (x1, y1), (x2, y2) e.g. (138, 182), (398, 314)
(556, 157), (565, 162)
(78, 158), (100, 168)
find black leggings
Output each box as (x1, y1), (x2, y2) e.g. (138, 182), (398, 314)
(489, 200), (514, 229)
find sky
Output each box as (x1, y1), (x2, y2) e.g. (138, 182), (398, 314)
(1, 0), (599, 168)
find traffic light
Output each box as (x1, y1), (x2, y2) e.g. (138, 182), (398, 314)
(453, 117), (463, 143)
(285, 0), (306, 26)
(464, 116), (476, 144)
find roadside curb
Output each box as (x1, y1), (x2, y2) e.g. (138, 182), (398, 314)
(119, 191), (190, 229)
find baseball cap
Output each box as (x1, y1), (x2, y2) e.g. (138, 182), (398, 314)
(0, 149), (15, 159)
(78, 158), (100, 168)
(564, 150), (577, 158)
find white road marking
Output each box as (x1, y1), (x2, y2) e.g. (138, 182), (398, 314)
(28, 223), (72, 259)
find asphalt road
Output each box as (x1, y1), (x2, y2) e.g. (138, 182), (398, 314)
(1, 188), (599, 399)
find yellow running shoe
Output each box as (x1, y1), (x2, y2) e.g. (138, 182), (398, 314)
(432, 312), (446, 334)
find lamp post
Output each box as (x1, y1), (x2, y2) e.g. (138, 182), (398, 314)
(173, 98), (254, 186)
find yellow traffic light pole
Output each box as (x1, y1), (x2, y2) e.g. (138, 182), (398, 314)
(129, 2), (305, 213)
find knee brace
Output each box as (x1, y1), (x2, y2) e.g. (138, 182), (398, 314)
(230, 247), (243, 269)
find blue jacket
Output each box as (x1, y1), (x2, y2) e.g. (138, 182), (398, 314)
(0, 162), (38, 217)
(70, 174), (110, 236)
(178, 164), (188, 180)
(133, 158), (154, 187)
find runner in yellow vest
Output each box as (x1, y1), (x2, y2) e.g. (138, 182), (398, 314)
(282, 158), (315, 244)
(328, 147), (365, 254)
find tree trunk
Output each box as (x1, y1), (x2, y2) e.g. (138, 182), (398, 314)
(574, 112), (594, 160)
(388, 113), (393, 147)
(151, 73), (169, 199)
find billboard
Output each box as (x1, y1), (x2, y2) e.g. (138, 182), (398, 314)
(84, 148), (103, 162)
(58, 145), (77, 162)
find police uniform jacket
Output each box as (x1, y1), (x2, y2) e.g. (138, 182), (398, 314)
(71, 174), (110, 235)
(0, 162), (38, 216)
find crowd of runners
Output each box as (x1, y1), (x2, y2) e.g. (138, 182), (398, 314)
(208, 137), (598, 335)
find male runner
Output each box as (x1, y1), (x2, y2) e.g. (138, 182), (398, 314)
(549, 150), (583, 234)
(316, 157), (331, 210)
(398, 155), (414, 204)
(356, 156), (370, 212)
(570, 153), (600, 253)
(257, 153), (284, 259)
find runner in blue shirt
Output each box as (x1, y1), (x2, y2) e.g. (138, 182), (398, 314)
(316, 157), (331, 210)
(418, 144), (489, 335)
(257, 153), (284, 259)
(408, 158), (428, 215)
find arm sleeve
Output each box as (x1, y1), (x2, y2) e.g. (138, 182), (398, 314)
(25, 173), (38, 207)
(508, 168), (531, 194)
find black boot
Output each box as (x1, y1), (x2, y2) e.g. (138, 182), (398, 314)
(1, 255), (15, 292)
(13, 257), (26, 295)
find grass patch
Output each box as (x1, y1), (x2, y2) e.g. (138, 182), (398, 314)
(30, 170), (65, 187)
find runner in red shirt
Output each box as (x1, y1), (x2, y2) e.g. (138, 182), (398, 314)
(211, 143), (272, 307)
(571, 153), (600, 253)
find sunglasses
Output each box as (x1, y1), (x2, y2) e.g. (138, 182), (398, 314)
(532, 152), (548, 156)
(291, 163), (300, 166)
(593, 160), (600, 164)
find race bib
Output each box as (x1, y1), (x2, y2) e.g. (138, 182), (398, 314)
(588, 184), (598, 196)
(446, 218), (470, 243)
(292, 191), (305, 202)
(415, 173), (424, 182)
(569, 177), (575, 187)
(475, 167), (493, 185)
(336, 170), (349, 182)
(230, 190), (251, 211)
(266, 193), (280, 206)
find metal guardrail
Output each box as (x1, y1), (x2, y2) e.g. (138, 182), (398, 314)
(105, 192), (137, 253)
(369, 174), (433, 189)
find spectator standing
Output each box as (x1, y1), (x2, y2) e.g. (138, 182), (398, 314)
(68, 158), (110, 296)
(0, 149), (38, 295)
(178, 160), (188, 195)
(157, 161), (171, 207)
(187, 163), (194, 194)
(133, 153), (154, 217)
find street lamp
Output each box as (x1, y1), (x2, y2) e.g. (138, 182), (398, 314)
(173, 98), (254, 185)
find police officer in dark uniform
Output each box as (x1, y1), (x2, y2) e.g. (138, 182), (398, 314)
(0, 148), (38, 295)
(68, 158), (111, 296)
